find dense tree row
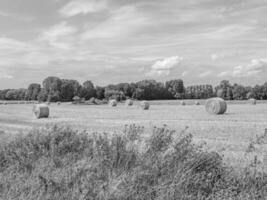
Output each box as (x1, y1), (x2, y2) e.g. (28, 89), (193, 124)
(0, 77), (267, 101)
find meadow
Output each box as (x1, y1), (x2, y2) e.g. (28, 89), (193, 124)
(0, 100), (267, 169)
(0, 100), (267, 199)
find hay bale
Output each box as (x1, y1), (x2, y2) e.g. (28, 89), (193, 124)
(109, 99), (117, 107)
(181, 101), (186, 105)
(102, 99), (108, 104)
(88, 97), (96, 104)
(33, 104), (49, 119)
(205, 97), (227, 115)
(140, 101), (149, 110)
(195, 100), (200, 105)
(94, 98), (102, 105)
(249, 98), (256, 105)
(125, 99), (133, 106)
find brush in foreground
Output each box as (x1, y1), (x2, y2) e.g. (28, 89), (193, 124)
(140, 101), (149, 110)
(125, 99), (133, 106)
(1, 125), (266, 200)
(205, 97), (227, 115)
(32, 103), (49, 119)
(109, 99), (117, 107)
(249, 98), (256, 105)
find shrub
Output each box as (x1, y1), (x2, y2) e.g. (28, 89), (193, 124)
(0, 125), (266, 200)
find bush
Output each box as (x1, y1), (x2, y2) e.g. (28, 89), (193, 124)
(0, 125), (266, 200)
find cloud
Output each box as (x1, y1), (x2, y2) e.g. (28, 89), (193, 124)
(39, 21), (78, 49)
(211, 54), (219, 61)
(0, 69), (13, 79)
(0, 37), (32, 53)
(232, 59), (267, 77)
(59, 0), (107, 18)
(202, 24), (253, 40)
(217, 71), (230, 77)
(81, 6), (148, 40)
(217, 59), (267, 78)
(182, 71), (188, 77)
(146, 56), (183, 77)
(0, 10), (35, 21)
(198, 71), (212, 77)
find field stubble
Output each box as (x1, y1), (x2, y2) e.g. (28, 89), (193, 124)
(0, 100), (267, 169)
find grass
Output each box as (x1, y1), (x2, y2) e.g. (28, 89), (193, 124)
(0, 124), (266, 200)
(1, 101), (267, 169)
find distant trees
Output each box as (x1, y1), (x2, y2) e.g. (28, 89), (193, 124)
(5, 89), (27, 100)
(185, 85), (213, 99)
(42, 76), (62, 102)
(232, 84), (247, 100)
(165, 79), (185, 99)
(0, 77), (267, 101)
(95, 86), (105, 100)
(81, 81), (96, 100)
(60, 79), (82, 101)
(37, 88), (48, 102)
(133, 80), (170, 100)
(0, 89), (10, 100)
(26, 83), (41, 100)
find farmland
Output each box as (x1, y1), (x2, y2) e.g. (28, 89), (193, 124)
(0, 100), (267, 169)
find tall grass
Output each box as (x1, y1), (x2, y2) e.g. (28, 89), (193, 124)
(0, 125), (266, 200)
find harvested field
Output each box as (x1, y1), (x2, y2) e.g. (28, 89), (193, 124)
(0, 100), (267, 168)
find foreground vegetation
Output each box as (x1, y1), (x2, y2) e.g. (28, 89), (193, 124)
(0, 125), (266, 200)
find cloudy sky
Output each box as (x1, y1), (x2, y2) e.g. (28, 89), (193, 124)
(0, 0), (267, 89)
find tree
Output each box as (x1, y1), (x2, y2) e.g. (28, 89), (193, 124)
(60, 81), (75, 101)
(132, 88), (145, 100)
(134, 80), (169, 100)
(0, 89), (10, 100)
(5, 89), (27, 100)
(42, 76), (62, 102)
(262, 82), (267, 99)
(215, 80), (232, 100)
(95, 86), (105, 99)
(186, 85), (213, 99)
(81, 80), (96, 100)
(104, 89), (125, 101)
(252, 85), (264, 100)
(26, 83), (41, 100)
(165, 79), (184, 99)
(232, 84), (247, 100)
(37, 88), (48, 102)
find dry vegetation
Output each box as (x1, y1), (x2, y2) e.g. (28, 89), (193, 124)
(0, 125), (266, 200)
(0, 100), (267, 168)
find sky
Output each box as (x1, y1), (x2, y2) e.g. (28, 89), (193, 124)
(0, 0), (267, 89)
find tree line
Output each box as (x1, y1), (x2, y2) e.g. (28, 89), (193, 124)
(0, 76), (267, 102)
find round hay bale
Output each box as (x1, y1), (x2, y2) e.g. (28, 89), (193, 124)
(33, 104), (49, 119)
(205, 97), (227, 115)
(109, 99), (117, 107)
(249, 98), (256, 105)
(140, 101), (149, 110)
(195, 100), (200, 105)
(125, 99), (133, 106)
(181, 101), (186, 105)
(94, 98), (102, 105)
(88, 97), (96, 104)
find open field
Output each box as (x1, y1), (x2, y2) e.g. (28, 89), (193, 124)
(0, 100), (267, 169)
